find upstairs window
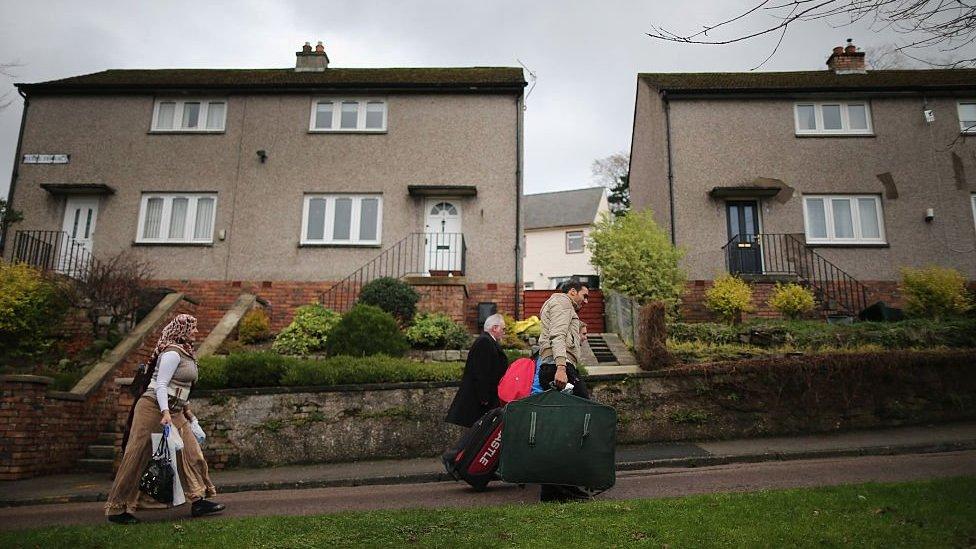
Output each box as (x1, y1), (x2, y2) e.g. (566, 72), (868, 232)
(152, 99), (226, 132)
(803, 195), (885, 245)
(137, 193), (217, 243)
(310, 99), (387, 132)
(302, 194), (383, 245)
(566, 230), (584, 253)
(794, 102), (872, 135)
(958, 101), (976, 133)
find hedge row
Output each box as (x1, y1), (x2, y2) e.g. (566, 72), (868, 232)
(197, 352), (463, 390)
(669, 318), (976, 350)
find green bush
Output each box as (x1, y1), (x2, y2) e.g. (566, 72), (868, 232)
(357, 277), (420, 325)
(500, 313), (527, 350)
(405, 313), (470, 349)
(768, 283), (817, 320)
(238, 308), (272, 344)
(900, 266), (973, 319)
(222, 351), (288, 388)
(669, 322), (741, 344)
(588, 210), (686, 306)
(0, 262), (69, 359)
(281, 354), (463, 386)
(272, 304), (341, 355)
(704, 275), (755, 324)
(196, 355), (229, 390)
(326, 304), (408, 357)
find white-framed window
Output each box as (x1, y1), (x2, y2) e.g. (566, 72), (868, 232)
(566, 230), (584, 253)
(802, 194), (886, 244)
(524, 281), (535, 290)
(957, 101), (976, 133)
(302, 194), (383, 245)
(309, 98), (387, 132)
(550, 276), (571, 289)
(137, 193), (217, 243)
(151, 99), (226, 132)
(794, 101), (873, 135)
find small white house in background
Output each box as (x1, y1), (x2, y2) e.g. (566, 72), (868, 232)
(522, 187), (609, 289)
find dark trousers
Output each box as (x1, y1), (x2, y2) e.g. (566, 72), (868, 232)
(536, 362), (590, 501)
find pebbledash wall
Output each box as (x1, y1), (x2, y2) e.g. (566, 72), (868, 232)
(186, 350), (975, 469)
(153, 279), (519, 336)
(0, 295), (197, 480)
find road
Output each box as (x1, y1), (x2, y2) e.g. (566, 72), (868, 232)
(2, 450), (974, 531)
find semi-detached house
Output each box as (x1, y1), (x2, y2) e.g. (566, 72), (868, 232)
(629, 42), (976, 320)
(4, 43), (527, 333)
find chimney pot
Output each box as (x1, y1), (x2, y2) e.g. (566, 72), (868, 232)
(315, 41), (325, 53)
(296, 40), (329, 71)
(827, 40), (866, 74)
(302, 42), (312, 53)
(845, 44), (857, 54)
(833, 46), (844, 55)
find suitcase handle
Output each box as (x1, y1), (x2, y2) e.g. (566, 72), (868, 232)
(529, 412), (537, 446)
(580, 413), (591, 448)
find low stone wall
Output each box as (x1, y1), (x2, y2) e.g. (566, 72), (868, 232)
(190, 349), (976, 469)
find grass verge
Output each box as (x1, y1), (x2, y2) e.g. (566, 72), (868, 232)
(3, 476), (974, 548)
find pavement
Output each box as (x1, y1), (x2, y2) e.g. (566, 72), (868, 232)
(2, 421), (974, 508)
(3, 450), (975, 530)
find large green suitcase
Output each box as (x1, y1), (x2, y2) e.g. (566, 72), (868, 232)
(498, 390), (617, 491)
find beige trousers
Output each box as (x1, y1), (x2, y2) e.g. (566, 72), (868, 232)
(104, 395), (217, 515)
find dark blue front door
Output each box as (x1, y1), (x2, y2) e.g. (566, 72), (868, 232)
(726, 201), (761, 274)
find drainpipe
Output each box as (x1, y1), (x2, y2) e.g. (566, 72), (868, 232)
(1, 88), (29, 256)
(662, 90), (676, 246)
(514, 93), (524, 319)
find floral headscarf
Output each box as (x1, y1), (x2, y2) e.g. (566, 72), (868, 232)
(148, 314), (197, 366)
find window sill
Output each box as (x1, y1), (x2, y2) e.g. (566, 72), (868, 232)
(804, 242), (889, 248)
(794, 133), (875, 138)
(307, 129), (388, 134)
(132, 241), (214, 247)
(299, 243), (383, 248)
(148, 130), (226, 135)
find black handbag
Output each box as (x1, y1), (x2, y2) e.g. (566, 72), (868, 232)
(139, 426), (175, 504)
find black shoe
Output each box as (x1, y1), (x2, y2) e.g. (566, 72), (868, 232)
(107, 512), (139, 525)
(191, 499), (226, 517)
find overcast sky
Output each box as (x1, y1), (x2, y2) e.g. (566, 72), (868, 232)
(2, 0), (972, 201)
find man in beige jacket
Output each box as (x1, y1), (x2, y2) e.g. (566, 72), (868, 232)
(537, 278), (590, 398)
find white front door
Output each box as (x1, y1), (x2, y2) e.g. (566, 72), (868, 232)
(61, 196), (99, 273)
(424, 199), (462, 274)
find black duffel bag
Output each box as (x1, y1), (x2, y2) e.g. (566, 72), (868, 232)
(139, 426), (174, 504)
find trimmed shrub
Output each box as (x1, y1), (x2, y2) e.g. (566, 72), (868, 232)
(280, 354), (463, 386)
(900, 266), (973, 319)
(669, 322), (740, 344)
(357, 277), (420, 325)
(272, 304), (341, 355)
(499, 313), (528, 349)
(196, 355), (229, 390)
(326, 304), (408, 357)
(238, 308), (272, 344)
(704, 275), (754, 324)
(405, 313), (471, 349)
(222, 352), (288, 388)
(768, 283), (817, 320)
(0, 262), (69, 359)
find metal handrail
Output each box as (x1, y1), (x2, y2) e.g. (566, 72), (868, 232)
(320, 232), (466, 313)
(11, 230), (97, 280)
(721, 233), (869, 316)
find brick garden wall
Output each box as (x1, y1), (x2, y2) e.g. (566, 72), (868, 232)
(0, 297), (197, 480)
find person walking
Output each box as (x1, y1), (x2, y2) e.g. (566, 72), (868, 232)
(535, 279), (592, 502)
(104, 314), (224, 524)
(445, 313), (509, 427)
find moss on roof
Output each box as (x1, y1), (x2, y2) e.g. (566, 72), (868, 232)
(18, 67), (527, 93)
(639, 69), (976, 94)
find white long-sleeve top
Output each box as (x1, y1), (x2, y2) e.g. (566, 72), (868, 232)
(155, 350), (182, 412)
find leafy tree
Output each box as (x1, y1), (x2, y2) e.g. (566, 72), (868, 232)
(588, 209), (685, 306)
(590, 152), (629, 188)
(0, 198), (23, 228)
(608, 174), (630, 217)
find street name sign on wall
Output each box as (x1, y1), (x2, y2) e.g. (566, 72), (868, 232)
(23, 154), (70, 164)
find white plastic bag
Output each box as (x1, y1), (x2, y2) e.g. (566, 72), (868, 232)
(189, 417), (206, 446)
(151, 428), (186, 507)
(169, 424), (184, 452)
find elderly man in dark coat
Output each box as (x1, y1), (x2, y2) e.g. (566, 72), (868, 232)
(445, 313), (509, 427)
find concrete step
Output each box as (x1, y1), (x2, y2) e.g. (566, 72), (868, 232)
(87, 445), (118, 460)
(77, 458), (114, 473)
(95, 432), (118, 445)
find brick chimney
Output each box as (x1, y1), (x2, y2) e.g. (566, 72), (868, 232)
(826, 39), (866, 74)
(295, 41), (329, 72)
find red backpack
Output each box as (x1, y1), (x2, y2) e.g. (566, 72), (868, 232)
(497, 358), (536, 405)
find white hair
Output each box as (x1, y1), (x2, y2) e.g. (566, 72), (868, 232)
(483, 313), (505, 332)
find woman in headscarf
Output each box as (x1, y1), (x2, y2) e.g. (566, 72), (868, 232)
(104, 314), (224, 524)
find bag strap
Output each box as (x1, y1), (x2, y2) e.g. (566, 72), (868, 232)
(580, 413), (591, 448)
(528, 411), (537, 446)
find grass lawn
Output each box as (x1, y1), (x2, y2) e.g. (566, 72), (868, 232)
(4, 476), (975, 548)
